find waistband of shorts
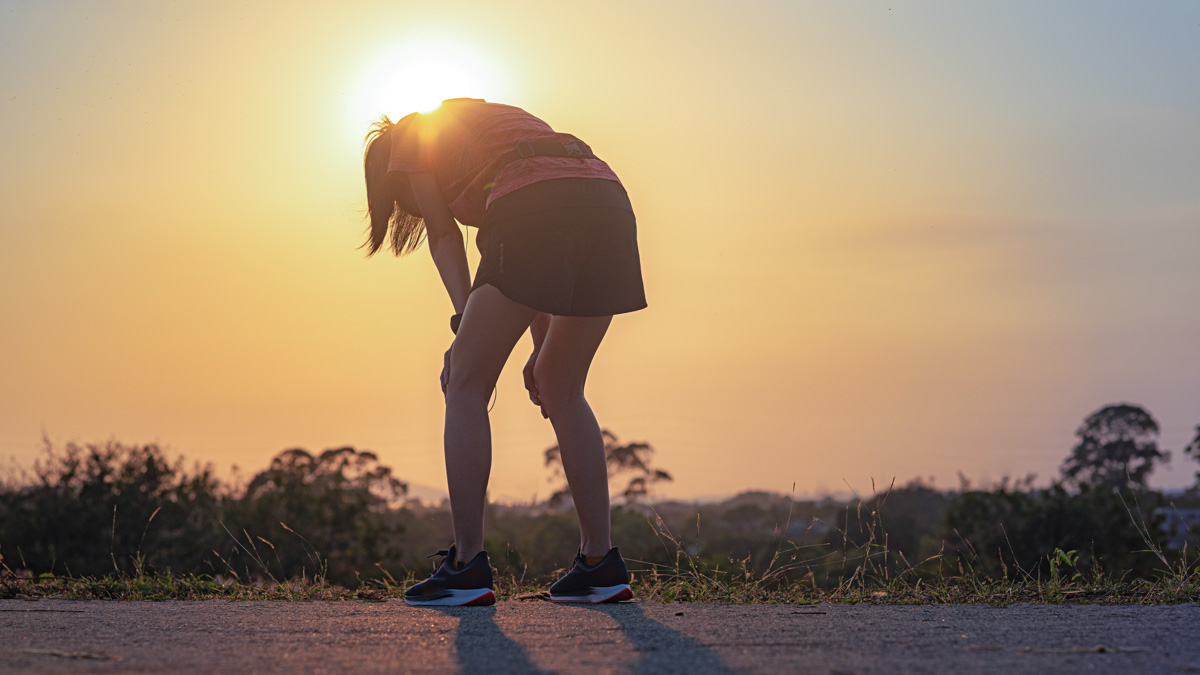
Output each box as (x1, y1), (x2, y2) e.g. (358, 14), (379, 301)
(484, 177), (632, 216)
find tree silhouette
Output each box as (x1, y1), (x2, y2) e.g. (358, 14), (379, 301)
(544, 430), (672, 508)
(244, 447), (407, 505)
(0, 438), (226, 577)
(235, 447), (408, 582)
(1060, 403), (1166, 490)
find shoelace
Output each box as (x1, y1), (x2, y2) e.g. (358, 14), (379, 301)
(570, 553), (595, 573)
(423, 549), (456, 575)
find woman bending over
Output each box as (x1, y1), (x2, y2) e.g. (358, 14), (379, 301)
(362, 98), (646, 605)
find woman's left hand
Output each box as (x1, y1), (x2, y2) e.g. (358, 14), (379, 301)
(440, 343), (453, 395)
(523, 348), (547, 418)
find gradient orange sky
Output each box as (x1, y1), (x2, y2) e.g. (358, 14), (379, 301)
(2, 1), (1198, 500)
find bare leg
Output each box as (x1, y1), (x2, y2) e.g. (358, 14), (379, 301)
(444, 285), (536, 563)
(533, 315), (614, 557)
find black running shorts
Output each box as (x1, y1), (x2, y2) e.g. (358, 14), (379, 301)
(471, 178), (647, 317)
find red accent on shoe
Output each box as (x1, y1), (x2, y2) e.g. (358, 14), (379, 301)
(460, 591), (496, 606)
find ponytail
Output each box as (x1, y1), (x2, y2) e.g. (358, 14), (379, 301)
(362, 116), (426, 256)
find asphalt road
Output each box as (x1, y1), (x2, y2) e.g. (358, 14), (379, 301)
(1, 599), (1197, 673)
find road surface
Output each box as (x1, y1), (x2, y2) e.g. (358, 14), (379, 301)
(1, 599), (1197, 673)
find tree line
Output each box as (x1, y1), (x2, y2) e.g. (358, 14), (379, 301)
(0, 403), (1197, 587)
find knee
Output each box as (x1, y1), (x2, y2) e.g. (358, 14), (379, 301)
(533, 363), (585, 416)
(446, 368), (496, 402)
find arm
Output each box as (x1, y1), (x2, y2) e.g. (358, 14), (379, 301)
(409, 172), (471, 314)
(523, 312), (552, 416)
(528, 312), (551, 351)
(409, 172), (468, 396)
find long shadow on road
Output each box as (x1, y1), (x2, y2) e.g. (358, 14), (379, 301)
(430, 606), (553, 674)
(428, 602), (744, 674)
(577, 603), (745, 674)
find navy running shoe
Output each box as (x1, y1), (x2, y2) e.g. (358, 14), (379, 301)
(404, 546), (496, 606)
(549, 547), (634, 603)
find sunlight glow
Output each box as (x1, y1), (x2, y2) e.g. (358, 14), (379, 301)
(356, 39), (510, 123)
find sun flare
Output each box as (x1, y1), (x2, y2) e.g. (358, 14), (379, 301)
(357, 39), (510, 123)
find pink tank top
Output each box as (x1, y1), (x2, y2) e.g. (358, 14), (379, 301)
(386, 99), (621, 228)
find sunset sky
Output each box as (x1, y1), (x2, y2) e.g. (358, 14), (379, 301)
(2, 1), (1198, 501)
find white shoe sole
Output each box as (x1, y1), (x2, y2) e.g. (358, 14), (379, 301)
(550, 584), (633, 604)
(404, 588), (496, 606)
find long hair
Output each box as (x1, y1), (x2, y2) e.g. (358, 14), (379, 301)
(363, 116), (426, 256)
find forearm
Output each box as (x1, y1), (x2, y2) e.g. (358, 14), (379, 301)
(427, 228), (472, 314)
(408, 172), (471, 315)
(529, 312), (551, 350)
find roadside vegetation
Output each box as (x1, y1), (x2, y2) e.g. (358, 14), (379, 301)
(2, 403), (1198, 604)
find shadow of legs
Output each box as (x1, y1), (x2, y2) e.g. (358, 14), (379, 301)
(430, 606), (551, 674)
(577, 604), (746, 675)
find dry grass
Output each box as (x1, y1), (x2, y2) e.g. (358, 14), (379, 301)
(4, 530), (1196, 606)
(3, 564), (1196, 605)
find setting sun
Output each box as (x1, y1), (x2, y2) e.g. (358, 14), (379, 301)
(356, 39), (511, 122)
